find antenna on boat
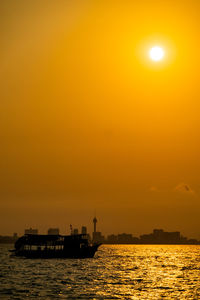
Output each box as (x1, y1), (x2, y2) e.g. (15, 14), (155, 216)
(70, 224), (73, 235)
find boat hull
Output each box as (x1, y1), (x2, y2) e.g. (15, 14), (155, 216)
(13, 244), (100, 259)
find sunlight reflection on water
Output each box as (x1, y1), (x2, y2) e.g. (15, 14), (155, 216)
(0, 244), (200, 299)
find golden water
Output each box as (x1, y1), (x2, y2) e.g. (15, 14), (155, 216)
(1, 244), (200, 299)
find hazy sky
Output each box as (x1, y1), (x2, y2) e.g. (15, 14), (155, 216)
(1, 0), (200, 238)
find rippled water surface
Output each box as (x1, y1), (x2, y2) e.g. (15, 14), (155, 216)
(0, 244), (200, 299)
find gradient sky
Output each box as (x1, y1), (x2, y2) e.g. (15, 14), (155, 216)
(1, 0), (200, 238)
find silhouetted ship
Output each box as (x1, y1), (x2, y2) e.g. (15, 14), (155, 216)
(11, 234), (100, 258)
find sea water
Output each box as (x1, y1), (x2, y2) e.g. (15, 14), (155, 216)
(0, 244), (200, 299)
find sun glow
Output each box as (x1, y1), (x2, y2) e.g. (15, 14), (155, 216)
(149, 46), (165, 61)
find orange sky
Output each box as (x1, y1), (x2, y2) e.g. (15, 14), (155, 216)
(1, 0), (200, 238)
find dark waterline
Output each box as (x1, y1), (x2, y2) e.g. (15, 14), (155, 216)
(1, 244), (200, 299)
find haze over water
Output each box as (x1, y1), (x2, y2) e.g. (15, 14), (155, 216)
(1, 244), (200, 299)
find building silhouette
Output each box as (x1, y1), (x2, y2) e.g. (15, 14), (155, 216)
(13, 233), (18, 239)
(140, 229), (182, 244)
(106, 234), (139, 244)
(73, 228), (79, 235)
(24, 228), (38, 235)
(47, 228), (59, 235)
(81, 226), (87, 235)
(0, 234), (18, 244)
(105, 229), (200, 245)
(92, 216), (104, 243)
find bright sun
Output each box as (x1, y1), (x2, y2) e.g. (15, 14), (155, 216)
(149, 46), (165, 61)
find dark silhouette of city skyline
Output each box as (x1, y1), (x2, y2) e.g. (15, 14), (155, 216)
(0, 227), (199, 245)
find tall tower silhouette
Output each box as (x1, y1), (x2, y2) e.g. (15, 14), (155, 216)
(93, 216), (97, 234)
